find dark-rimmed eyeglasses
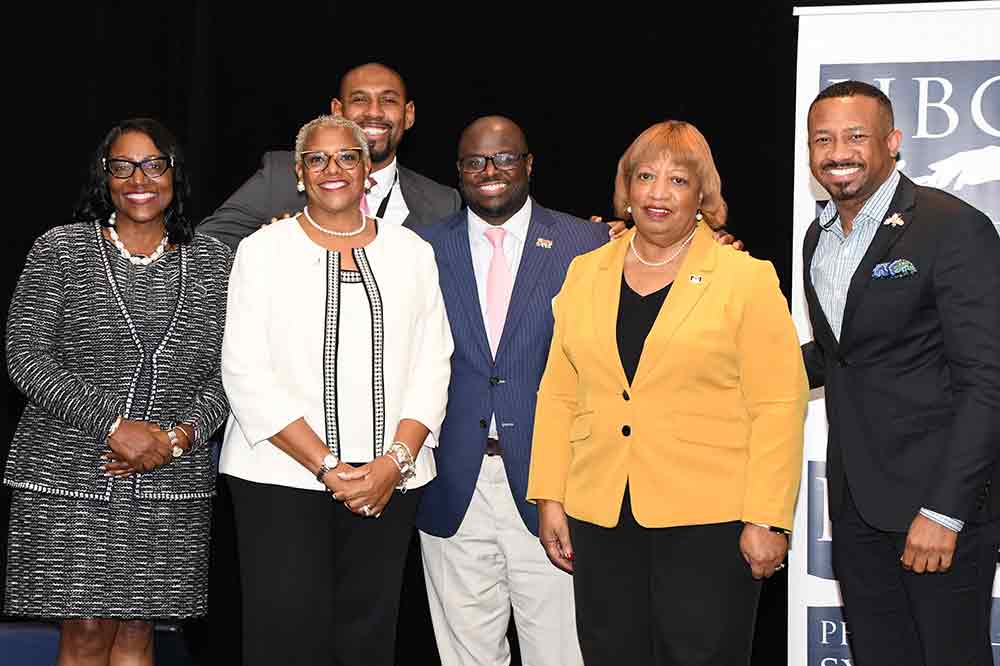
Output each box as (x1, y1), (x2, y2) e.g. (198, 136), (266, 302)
(103, 156), (174, 179)
(458, 152), (529, 173)
(300, 149), (364, 172)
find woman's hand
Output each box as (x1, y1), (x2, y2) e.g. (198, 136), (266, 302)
(333, 456), (402, 518)
(538, 499), (574, 573)
(105, 420), (172, 474)
(589, 216), (630, 240)
(739, 523), (788, 579)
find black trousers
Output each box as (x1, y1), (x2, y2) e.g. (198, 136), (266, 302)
(226, 474), (422, 666)
(833, 486), (998, 666)
(569, 487), (762, 666)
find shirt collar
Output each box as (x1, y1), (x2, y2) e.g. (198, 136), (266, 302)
(818, 168), (901, 238)
(467, 197), (533, 244)
(368, 157), (399, 197)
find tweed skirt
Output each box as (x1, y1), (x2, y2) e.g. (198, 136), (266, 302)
(4, 483), (211, 619)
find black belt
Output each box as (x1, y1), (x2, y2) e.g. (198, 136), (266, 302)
(485, 437), (502, 457)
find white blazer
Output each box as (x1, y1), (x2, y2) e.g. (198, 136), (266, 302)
(219, 218), (453, 491)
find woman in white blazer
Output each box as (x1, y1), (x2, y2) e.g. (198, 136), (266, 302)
(220, 114), (453, 666)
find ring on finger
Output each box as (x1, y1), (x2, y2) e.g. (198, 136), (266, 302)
(774, 562), (786, 572)
(361, 504), (372, 517)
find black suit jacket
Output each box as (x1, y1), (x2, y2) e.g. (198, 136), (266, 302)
(802, 174), (1000, 531)
(198, 150), (462, 250)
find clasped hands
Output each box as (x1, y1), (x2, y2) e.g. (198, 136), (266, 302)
(102, 419), (187, 477)
(324, 455), (402, 518)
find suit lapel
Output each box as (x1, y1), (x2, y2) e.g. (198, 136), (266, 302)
(593, 233), (631, 387)
(396, 166), (424, 229)
(803, 219), (839, 351)
(494, 204), (555, 359)
(630, 224), (716, 391)
(839, 175), (917, 348)
(437, 214), (493, 363)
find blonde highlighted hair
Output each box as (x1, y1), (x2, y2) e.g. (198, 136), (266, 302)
(613, 120), (727, 229)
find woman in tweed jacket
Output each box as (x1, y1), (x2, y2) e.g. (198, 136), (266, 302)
(4, 118), (231, 665)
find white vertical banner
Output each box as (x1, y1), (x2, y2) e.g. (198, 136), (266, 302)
(790, 3), (1000, 665)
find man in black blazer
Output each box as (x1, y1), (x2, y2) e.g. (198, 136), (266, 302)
(199, 62), (461, 250)
(801, 80), (1000, 665)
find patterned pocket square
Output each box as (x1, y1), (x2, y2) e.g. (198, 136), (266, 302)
(872, 258), (917, 280)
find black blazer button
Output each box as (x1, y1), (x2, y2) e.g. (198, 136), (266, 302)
(489, 376), (500, 386)
(622, 390), (630, 401)
(479, 419), (488, 428)
(838, 356), (849, 368)
(622, 425), (631, 436)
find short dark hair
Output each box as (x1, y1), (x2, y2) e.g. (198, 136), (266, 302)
(72, 118), (195, 245)
(338, 61), (411, 101)
(809, 80), (895, 131)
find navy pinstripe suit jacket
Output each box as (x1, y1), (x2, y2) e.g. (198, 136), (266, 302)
(416, 201), (609, 537)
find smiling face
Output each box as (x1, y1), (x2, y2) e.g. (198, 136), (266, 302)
(808, 95), (901, 209)
(331, 64), (414, 169)
(106, 131), (174, 228)
(294, 124), (369, 216)
(626, 155), (702, 244)
(457, 117), (533, 226)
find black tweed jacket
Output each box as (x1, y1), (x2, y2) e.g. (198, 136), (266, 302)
(5, 222), (232, 501)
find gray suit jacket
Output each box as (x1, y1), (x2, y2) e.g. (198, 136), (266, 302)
(199, 150), (462, 250)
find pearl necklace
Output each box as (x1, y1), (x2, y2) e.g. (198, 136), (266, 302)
(629, 225), (698, 268)
(303, 206), (367, 238)
(107, 213), (168, 266)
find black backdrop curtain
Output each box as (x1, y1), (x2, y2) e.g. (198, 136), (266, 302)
(4, 2), (895, 663)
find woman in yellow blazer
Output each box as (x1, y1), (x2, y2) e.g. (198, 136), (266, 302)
(527, 120), (808, 666)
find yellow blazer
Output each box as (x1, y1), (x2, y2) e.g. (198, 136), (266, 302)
(527, 224), (807, 529)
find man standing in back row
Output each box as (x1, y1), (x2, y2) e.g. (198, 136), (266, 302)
(801, 80), (1000, 665)
(199, 62), (461, 248)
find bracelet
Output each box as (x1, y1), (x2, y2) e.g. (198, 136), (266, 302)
(386, 441), (416, 492)
(174, 424), (193, 446)
(107, 416), (123, 438)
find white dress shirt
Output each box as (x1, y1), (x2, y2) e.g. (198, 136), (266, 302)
(220, 218), (453, 491)
(366, 158), (410, 226)
(467, 198), (532, 438)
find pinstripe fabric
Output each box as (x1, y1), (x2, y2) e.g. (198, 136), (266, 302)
(810, 169), (899, 341)
(416, 201), (609, 537)
(811, 171), (964, 532)
(5, 222), (232, 501)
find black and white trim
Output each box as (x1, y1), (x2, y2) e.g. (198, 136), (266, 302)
(354, 248), (386, 458)
(323, 252), (344, 458)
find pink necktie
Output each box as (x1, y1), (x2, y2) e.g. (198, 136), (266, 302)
(361, 176), (377, 217)
(485, 227), (512, 357)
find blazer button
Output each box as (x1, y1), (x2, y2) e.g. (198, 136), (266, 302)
(489, 376), (501, 386)
(479, 419), (488, 429)
(622, 425), (631, 436)
(838, 357), (849, 368)
(622, 390), (630, 401)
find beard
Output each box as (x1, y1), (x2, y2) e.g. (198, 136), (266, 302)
(367, 137), (396, 165)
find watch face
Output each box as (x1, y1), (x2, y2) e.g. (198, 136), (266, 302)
(172, 445), (184, 458)
(323, 453), (339, 468)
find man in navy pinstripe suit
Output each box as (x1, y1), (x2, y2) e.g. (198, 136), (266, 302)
(415, 116), (610, 665)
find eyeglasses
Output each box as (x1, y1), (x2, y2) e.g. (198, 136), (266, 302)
(103, 156), (173, 179)
(300, 149), (364, 172)
(458, 152), (529, 173)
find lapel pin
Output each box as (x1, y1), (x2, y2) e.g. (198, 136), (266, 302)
(883, 212), (905, 227)
(689, 274), (704, 284)
(535, 238), (553, 249)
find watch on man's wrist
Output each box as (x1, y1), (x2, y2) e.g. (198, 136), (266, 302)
(167, 429), (185, 459)
(316, 452), (339, 482)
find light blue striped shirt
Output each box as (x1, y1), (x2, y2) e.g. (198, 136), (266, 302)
(811, 169), (963, 533)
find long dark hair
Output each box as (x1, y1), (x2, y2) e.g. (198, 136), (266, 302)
(72, 118), (195, 244)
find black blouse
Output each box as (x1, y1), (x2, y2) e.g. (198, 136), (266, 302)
(616, 276), (672, 385)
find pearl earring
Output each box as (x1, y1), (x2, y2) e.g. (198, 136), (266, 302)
(695, 209), (704, 222)
(296, 180), (305, 193)
(626, 205), (632, 215)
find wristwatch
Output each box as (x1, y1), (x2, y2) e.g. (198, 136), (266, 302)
(167, 429), (185, 458)
(751, 522), (791, 536)
(316, 452), (339, 482)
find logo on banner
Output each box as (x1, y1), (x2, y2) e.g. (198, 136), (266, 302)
(820, 61), (1000, 228)
(808, 460), (835, 580)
